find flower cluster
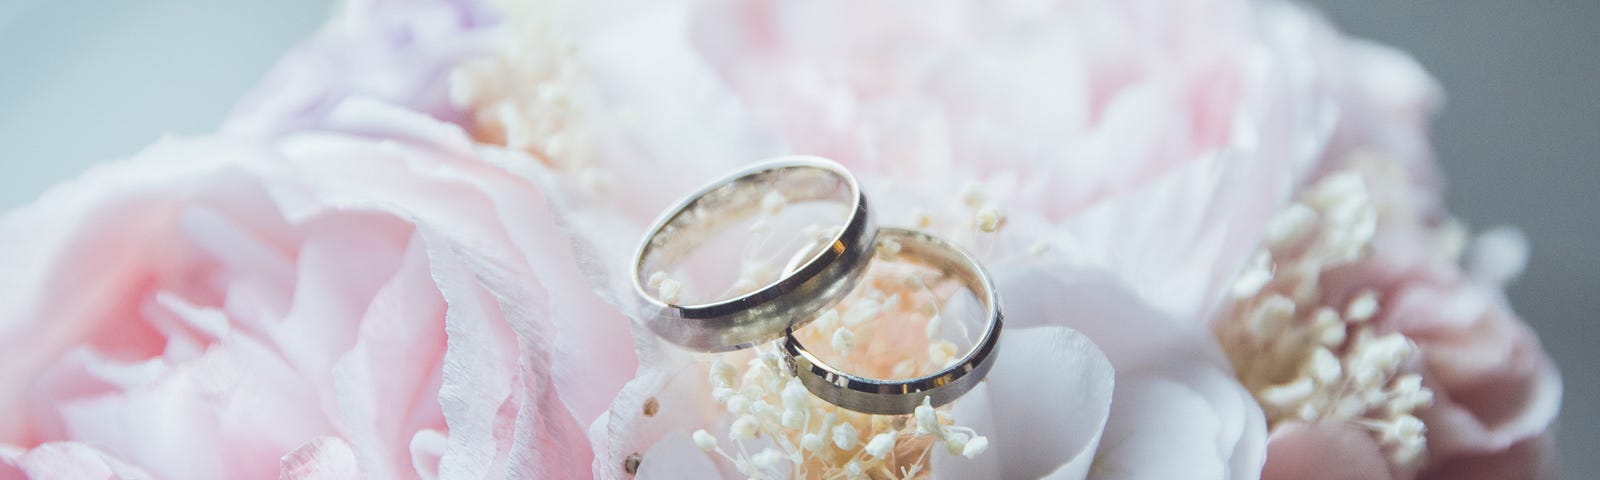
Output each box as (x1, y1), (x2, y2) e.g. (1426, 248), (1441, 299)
(0, 0), (1563, 478)
(448, 0), (602, 183)
(1217, 165), (1435, 468)
(689, 350), (988, 480)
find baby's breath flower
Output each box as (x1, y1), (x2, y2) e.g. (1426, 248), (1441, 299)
(915, 397), (940, 436)
(841, 297), (881, 326)
(657, 278), (681, 304)
(752, 448), (785, 468)
(961, 436), (989, 459)
(843, 461), (865, 478)
(942, 432), (968, 456)
(813, 309), (840, 331)
(1344, 290), (1379, 322)
(865, 432), (896, 458)
(686, 246), (993, 478)
(880, 238), (903, 256)
(1378, 415), (1424, 445)
(831, 328), (855, 356)
(831, 422), (859, 450)
(1307, 347), (1342, 384)
(891, 360), (916, 378)
(726, 395), (749, 415)
(693, 429), (718, 451)
(974, 204), (1004, 232)
(801, 433), (825, 452)
(760, 191), (788, 216)
(730, 415), (759, 440)
(781, 410), (804, 429)
(1265, 203), (1318, 250)
(821, 412), (839, 430)
(928, 340), (958, 366)
(1231, 252), (1273, 298)
(710, 360), (737, 389)
(781, 378), (809, 411)
(959, 182), (986, 208)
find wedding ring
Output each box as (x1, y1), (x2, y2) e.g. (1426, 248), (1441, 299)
(632, 156), (876, 352)
(784, 227), (1003, 415)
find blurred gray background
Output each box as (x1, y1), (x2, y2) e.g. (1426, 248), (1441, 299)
(0, 0), (1593, 476)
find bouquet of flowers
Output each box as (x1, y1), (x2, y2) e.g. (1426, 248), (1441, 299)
(0, 0), (1560, 479)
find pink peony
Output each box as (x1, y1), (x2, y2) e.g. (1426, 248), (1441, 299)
(1295, 181), (1559, 480)
(1204, 2), (1560, 477)
(0, 101), (636, 478)
(1219, 144), (1560, 479)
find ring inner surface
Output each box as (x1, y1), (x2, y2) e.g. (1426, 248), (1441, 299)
(637, 165), (854, 307)
(793, 229), (994, 383)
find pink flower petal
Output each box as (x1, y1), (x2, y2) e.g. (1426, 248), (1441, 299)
(331, 234), (448, 479)
(280, 437), (361, 480)
(1, 442), (152, 480)
(1420, 435), (1557, 480)
(1262, 423), (1396, 480)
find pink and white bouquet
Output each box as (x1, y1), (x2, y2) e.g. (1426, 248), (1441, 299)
(0, 0), (1560, 479)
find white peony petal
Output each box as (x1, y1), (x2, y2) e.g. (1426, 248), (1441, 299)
(634, 430), (724, 479)
(1057, 150), (1291, 322)
(1095, 378), (1243, 480)
(995, 263), (1266, 480)
(932, 326), (1114, 480)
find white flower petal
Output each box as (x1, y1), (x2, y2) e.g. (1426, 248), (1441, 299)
(635, 430), (725, 479)
(932, 326), (1114, 480)
(995, 264), (1266, 480)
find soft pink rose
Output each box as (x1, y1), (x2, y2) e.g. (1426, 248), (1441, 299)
(0, 101), (635, 478)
